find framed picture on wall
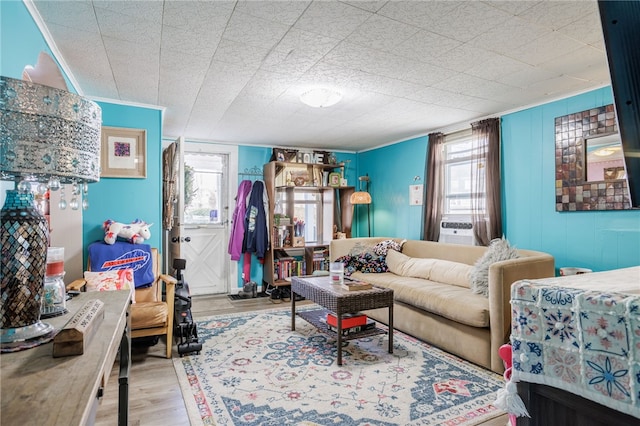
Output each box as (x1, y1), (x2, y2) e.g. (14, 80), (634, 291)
(101, 126), (147, 178)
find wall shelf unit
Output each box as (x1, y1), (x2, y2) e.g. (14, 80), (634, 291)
(263, 161), (354, 287)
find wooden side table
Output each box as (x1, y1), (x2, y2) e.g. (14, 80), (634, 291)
(1, 290), (131, 425)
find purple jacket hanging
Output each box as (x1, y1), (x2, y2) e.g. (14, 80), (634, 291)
(228, 180), (253, 261)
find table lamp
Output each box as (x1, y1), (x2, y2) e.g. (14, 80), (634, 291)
(0, 76), (101, 349)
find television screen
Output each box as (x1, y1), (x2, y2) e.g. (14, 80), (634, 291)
(598, 1), (640, 208)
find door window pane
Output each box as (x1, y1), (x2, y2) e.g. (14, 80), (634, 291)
(184, 153), (225, 225)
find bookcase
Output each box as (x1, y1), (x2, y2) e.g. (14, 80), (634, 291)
(263, 161), (354, 287)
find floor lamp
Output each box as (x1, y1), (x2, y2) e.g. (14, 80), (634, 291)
(350, 175), (371, 237)
(0, 76), (102, 350)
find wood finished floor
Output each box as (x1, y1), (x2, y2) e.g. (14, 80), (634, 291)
(96, 294), (508, 426)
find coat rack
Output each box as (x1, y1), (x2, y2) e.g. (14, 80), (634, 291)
(239, 166), (263, 182)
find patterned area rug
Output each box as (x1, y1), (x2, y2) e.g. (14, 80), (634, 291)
(173, 307), (505, 426)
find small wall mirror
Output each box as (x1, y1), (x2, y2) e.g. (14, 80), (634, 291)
(585, 132), (627, 182)
(555, 104), (632, 211)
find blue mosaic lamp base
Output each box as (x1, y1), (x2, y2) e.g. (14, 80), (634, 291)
(0, 190), (53, 346)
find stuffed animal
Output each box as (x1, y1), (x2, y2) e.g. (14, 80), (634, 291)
(103, 219), (152, 245)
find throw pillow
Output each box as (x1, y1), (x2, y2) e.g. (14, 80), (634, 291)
(84, 269), (136, 303)
(470, 237), (519, 297)
(373, 239), (406, 257)
(386, 250), (435, 279)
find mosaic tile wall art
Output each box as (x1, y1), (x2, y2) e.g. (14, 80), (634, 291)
(555, 104), (631, 211)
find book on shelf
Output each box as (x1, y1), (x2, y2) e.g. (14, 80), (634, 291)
(341, 279), (372, 291)
(274, 256), (305, 281)
(326, 312), (367, 328)
(327, 318), (376, 335)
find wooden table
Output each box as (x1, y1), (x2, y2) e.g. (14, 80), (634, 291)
(1, 290), (131, 425)
(291, 275), (394, 365)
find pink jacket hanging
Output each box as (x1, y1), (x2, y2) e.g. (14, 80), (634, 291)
(228, 180), (253, 261)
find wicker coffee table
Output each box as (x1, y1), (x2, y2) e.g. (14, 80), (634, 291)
(291, 275), (394, 365)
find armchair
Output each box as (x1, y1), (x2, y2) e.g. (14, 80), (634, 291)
(67, 248), (176, 358)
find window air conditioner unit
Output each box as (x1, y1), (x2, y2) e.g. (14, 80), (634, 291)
(439, 220), (476, 246)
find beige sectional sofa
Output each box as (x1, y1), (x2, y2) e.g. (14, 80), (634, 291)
(330, 237), (555, 373)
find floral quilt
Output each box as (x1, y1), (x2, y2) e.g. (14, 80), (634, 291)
(510, 267), (640, 419)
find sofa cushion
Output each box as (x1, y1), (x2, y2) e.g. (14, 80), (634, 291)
(131, 301), (167, 329)
(471, 237), (519, 297)
(351, 271), (489, 327)
(386, 250), (471, 288)
(429, 260), (472, 289)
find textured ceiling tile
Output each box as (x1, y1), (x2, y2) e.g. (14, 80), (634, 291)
(33, 0), (98, 32)
(464, 52), (531, 81)
(397, 62), (453, 87)
(276, 29), (341, 60)
(378, 1), (459, 31)
(194, 64), (253, 108)
(95, 7), (161, 47)
(434, 73), (514, 100)
(538, 46), (607, 80)
(527, 74), (596, 98)
(293, 1), (372, 39)
(483, 0), (541, 17)
(406, 87), (478, 109)
(461, 97), (516, 115)
(430, 44), (490, 74)
(322, 42), (412, 82)
(223, 11), (290, 50)
(393, 30), (462, 61)
(213, 39), (268, 71)
(345, 14), (419, 52)
(159, 50), (212, 79)
(518, 1), (596, 31)
(162, 1), (234, 30)
(556, 10), (603, 47)
(426, 1), (513, 42)
(235, 0), (310, 26)
(160, 25), (221, 57)
(469, 17), (549, 56)
(241, 70), (292, 98)
(103, 37), (159, 69)
(508, 32), (586, 67)
(93, 0), (164, 24)
(499, 66), (558, 90)
(341, 1), (388, 13)
(259, 49), (318, 77)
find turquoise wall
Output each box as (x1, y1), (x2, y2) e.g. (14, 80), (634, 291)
(357, 136), (428, 240)
(360, 89), (639, 272)
(83, 102), (163, 258)
(0, 1), (73, 90)
(501, 87), (640, 272)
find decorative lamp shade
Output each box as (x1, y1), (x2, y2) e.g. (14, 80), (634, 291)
(350, 191), (371, 205)
(0, 76), (102, 184)
(0, 76), (101, 350)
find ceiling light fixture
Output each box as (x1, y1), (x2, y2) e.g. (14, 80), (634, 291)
(593, 146), (620, 157)
(299, 88), (342, 108)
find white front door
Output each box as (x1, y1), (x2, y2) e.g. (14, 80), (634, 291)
(171, 142), (238, 296)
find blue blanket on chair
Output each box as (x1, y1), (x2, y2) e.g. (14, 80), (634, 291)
(88, 241), (154, 288)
